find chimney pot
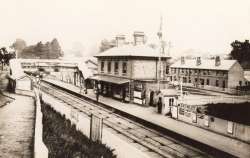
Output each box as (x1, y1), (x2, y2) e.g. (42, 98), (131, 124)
(215, 56), (221, 66)
(196, 57), (201, 66)
(181, 56), (185, 65)
(133, 31), (145, 45)
(115, 35), (126, 47)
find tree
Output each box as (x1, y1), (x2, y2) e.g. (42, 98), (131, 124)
(51, 38), (63, 58)
(10, 38), (26, 58)
(0, 47), (15, 67)
(99, 39), (116, 53)
(230, 40), (250, 69)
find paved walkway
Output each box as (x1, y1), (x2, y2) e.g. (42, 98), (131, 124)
(43, 79), (250, 158)
(0, 93), (35, 158)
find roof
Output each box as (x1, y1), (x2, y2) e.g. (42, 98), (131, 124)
(161, 88), (180, 96)
(95, 44), (170, 58)
(244, 71), (250, 81)
(9, 59), (26, 79)
(15, 59), (78, 67)
(170, 59), (237, 71)
(90, 75), (129, 84)
(77, 63), (93, 79)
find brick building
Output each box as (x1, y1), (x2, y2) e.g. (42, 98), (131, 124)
(91, 32), (171, 105)
(169, 56), (246, 93)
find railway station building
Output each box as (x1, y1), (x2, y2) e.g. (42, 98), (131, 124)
(91, 32), (171, 105)
(168, 56), (247, 94)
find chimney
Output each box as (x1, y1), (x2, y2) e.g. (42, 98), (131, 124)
(215, 56), (221, 66)
(196, 57), (201, 66)
(133, 31), (145, 45)
(115, 35), (126, 47)
(181, 56), (185, 65)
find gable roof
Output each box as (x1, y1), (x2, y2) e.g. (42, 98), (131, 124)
(95, 44), (170, 58)
(170, 59), (238, 71)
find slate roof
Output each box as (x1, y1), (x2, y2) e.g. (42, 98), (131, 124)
(170, 59), (237, 71)
(95, 44), (170, 58)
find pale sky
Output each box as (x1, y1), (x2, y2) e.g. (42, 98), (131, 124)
(1, 0), (250, 56)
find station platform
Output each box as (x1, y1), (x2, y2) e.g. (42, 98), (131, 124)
(0, 93), (35, 158)
(43, 78), (250, 158)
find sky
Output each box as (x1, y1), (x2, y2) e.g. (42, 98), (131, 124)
(1, 0), (250, 56)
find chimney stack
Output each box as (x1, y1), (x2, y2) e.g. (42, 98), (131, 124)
(115, 35), (126, 47)
(181, 56), (185, 65)
(215, 56), (221, 66)
(133, 31), (145, 45)
(196, 57), (201, 66)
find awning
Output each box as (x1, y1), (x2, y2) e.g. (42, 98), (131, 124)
(245, 75), (250, 82)
(90, 75), (129, 85)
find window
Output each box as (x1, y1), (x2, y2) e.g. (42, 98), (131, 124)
(239, 81), (242, 86)
(183, 77), (187, 83)
(203, 70), (207, 75)
(188, 77), (191, 83)
(195, 78), (198, 82)
(216, 71), (219, 76)
(216, 80), (219, 87)
(122, 62), (127, 74)
(194, 69), (197, 74)
(166, 66), (169, 74)
(207, 79), (210, 85)
(101, 61), (104, 72)
(108, 61), (111, 73)
(114, 62), (119, 74)
(189, 69), (192, 75)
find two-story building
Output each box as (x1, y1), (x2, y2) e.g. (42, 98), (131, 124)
(169, 56), (246, 93)
(91, 32), (171, 105)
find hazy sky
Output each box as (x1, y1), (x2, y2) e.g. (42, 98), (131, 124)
(1, 0), (250, 56)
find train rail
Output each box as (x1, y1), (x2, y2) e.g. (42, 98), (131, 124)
(39, 80), (235, 158)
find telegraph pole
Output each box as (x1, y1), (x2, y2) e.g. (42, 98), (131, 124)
(157, 16), (163, 91)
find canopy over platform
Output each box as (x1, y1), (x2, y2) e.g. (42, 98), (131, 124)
(90, 75), (129, 85)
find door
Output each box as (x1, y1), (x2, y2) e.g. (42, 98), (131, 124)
(149, 91), (154, 106)
(222, 80), (226, 90)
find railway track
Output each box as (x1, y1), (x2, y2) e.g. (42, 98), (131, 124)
(39, 81), (215, 158)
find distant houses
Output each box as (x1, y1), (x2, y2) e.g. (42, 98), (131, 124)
(168, 56), (248, 93)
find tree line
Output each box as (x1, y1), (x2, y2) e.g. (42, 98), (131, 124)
(10, 38), (64, 59)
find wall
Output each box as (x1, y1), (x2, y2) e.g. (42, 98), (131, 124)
(41, 91), (152, 158)
(34, 90), (48, 158)
(132, 60), (156, 80)
(176, 107), (250, 143)
(228, 62), (246, 88)
(97, 58), (132, 79)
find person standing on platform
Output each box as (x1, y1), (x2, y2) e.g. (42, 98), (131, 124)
(95, 82), (100, 102)
(157, 97), (163, 114)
